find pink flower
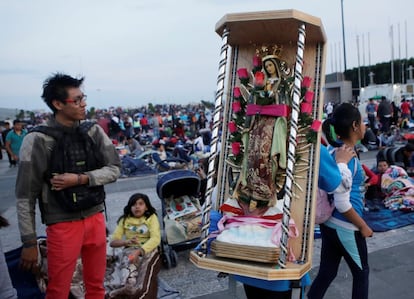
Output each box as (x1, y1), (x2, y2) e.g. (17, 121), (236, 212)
(253, 55), (262, 68)
(310, 120), (322, 132)
(302, 76), (312, 88)
(254, 71), (265, 89)
(232, 101), (241, 113)
(233, 87), (241, 99)
(237, 68), (249, 80)
(228, 121), (237, 133)
(231, 142), (241, 156)
(301, 102), (312, 115)
(304, 90), (314, 103)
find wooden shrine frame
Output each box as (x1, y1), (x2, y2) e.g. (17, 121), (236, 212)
(190, 9), (327, 280)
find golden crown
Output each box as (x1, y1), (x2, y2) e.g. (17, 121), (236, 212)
(256, 45), (283, 61)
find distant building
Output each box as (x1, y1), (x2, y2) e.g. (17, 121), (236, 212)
(324, 72), (353, 105)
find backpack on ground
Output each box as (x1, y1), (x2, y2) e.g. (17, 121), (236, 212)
(315, 148), (357, 224)
(30, 122), (106, 212)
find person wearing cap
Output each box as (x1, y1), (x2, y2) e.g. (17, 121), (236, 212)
(5, 119), (27, 167)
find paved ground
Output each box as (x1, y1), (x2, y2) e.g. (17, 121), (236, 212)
(1, 149), (414, 298)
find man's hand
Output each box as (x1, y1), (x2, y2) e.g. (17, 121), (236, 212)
(20, 246), (40, 273)
(50, 173), (80, 190)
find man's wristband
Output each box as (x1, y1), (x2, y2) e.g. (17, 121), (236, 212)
(23, 242), (37, 248)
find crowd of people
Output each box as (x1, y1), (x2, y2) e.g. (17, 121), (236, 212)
(0, 98), (216, 178)
(0, 71), (413, 299)
(362, 96), (414, 149)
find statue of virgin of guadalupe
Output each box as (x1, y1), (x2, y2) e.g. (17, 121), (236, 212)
(223, 47), (294, 217)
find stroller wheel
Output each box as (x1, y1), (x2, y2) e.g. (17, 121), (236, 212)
(162, 251), (172, 269)
(170, 249), (178, 267)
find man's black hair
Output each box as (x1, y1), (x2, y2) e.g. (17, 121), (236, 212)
(41, 73), (84, 113)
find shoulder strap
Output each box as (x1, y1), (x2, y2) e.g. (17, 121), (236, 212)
(78, 121), (105, 168)
(78, 121), (96, 134)
(77, 121), (97, 145)
(30, 125), (62, 140)
(31, 122), (95, 139)
(351, 157), (358, 177)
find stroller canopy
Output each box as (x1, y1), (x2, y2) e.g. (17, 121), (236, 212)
(156, 170), (200, 199)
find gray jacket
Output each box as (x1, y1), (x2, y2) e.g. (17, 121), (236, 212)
(16, 118), (121, 244)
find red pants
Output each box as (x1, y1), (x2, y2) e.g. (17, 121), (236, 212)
(46, 212), (106, 299)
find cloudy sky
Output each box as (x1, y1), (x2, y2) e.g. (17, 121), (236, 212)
(0, 0), (412, 110)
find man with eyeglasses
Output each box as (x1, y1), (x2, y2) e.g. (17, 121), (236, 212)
(15, 73), (121, 298)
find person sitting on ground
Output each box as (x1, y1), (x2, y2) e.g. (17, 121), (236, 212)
(363, 159), (390, 211)
(193, 132), (205, 153)
(362, 124), (379, 150)
(378, 130), (395, 148)
(152, 141), (185, 171)
(126, 136), (144, 156)
(107, 193), (161, 298)
(172, 142), (194, 167)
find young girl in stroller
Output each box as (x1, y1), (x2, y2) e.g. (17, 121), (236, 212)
(106, 193), (161, 299)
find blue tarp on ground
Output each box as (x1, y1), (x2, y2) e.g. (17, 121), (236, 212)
(363, 203), (414, 232)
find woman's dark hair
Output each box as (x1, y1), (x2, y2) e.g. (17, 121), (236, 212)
(41, 73), (84, 113)
(117, 193), (157, 224)
(322, 102), (361, 147)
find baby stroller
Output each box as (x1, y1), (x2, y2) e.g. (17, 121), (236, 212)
(156, 164), (202, 269)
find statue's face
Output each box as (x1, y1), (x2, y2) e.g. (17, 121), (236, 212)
(264, 60), (277, 77)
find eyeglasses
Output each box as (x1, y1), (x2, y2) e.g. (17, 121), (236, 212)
(65, 94), (87, 105)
